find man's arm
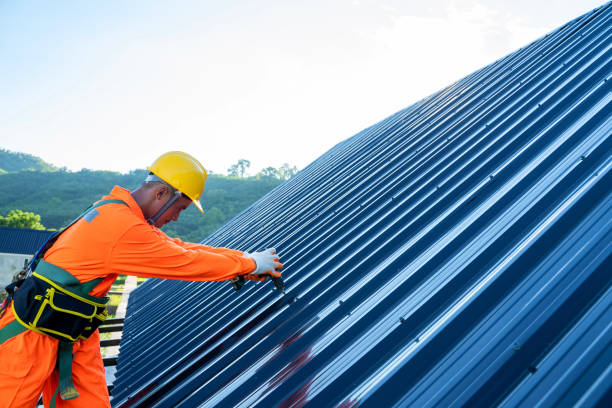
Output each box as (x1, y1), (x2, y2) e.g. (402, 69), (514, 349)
(166, 236), (246, 257)
(108, 224), (256, 281)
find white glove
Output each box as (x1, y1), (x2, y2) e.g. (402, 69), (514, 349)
(245, 248), (283, 277)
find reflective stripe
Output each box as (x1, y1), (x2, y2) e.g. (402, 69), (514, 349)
(82, 208), (100, 223)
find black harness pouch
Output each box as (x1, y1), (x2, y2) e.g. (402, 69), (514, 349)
(12, 272), (108, 343)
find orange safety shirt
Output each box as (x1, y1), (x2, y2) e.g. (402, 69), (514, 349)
(0, 185), (256, 408)
(44, 185), (256, 297)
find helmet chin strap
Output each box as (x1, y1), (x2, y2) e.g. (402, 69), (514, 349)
(147, 191), (181, 225)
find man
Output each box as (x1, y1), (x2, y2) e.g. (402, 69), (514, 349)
(0, 151), (282, 408)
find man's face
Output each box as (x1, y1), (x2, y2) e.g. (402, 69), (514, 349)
(154, 195), (192, 228)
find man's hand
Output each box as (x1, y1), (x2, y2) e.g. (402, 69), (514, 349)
(245, 248), (283, 279)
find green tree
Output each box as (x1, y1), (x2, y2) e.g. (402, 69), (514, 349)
(0, 209), (46, 230)
(0, 148), (58, 172)
(256, 167), (279, 179)
(227, 159), (251, 178)
(278, 163), (298, 180)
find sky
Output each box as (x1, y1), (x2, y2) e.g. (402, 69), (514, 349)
(0, 0), (606, 175)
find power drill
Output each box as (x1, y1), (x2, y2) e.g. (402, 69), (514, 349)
(230, 275), (285, 293)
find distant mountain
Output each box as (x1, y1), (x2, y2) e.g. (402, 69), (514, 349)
(0, 149), (58, 173)
(0, 159), (284, 243)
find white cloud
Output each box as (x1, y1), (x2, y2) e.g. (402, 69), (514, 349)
(365, 0), (549, 93)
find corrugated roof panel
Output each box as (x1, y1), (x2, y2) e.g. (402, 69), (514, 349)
(111, 3), (611, 407)
(0, 227), (54, 255)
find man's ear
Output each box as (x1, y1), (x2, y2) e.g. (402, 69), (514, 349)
(155, 185), (170, 201)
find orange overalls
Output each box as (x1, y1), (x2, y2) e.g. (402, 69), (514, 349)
(0, 186), (256, 408)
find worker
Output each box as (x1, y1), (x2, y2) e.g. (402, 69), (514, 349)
(0, 151), (283, 408)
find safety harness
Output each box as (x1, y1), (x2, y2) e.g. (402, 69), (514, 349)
(0, 198), (128, 403)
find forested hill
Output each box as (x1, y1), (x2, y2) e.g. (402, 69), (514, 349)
(0, 149), (58, 173)
(0, 169), (283, 243)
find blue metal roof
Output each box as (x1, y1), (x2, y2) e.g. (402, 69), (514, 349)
(0, 227), (54, 255)
(112, 3), (612, 407)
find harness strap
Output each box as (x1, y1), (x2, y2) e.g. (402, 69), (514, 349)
(147, 191), (181, 225)
(0, 320), (27, 345)
(29, 198), (128, 274)
(0, 198), (129, 401)
(36, 260), (105, 302)
(49, 386), (60, 408)
(58, 342), (79, 400)
(0, 319), (80, 400)
(0, 279), (22, 318)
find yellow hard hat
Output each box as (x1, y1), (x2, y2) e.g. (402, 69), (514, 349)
(147, 151), (207, 213)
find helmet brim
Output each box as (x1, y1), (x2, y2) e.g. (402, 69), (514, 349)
(192, 199), (204, 214)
